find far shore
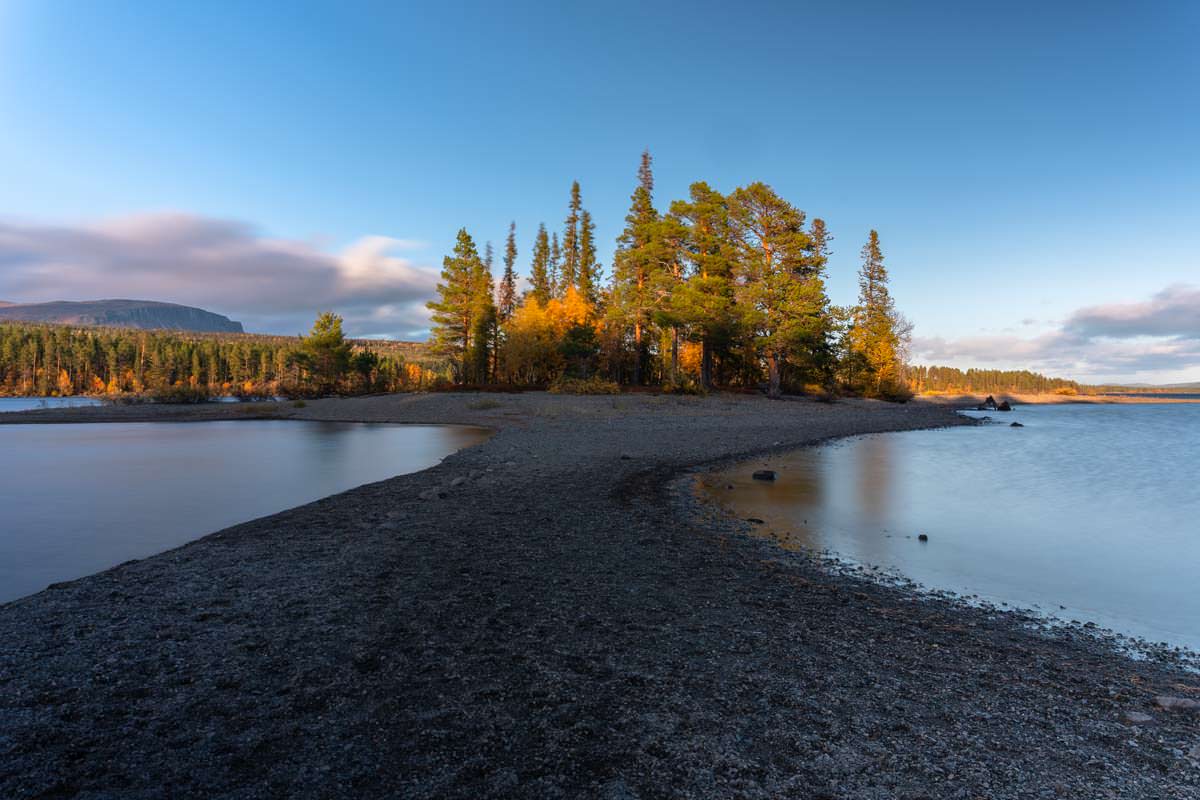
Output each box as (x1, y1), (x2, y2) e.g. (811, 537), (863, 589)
(922, 390), (1200, 405)
(2, 392), (1198, 798)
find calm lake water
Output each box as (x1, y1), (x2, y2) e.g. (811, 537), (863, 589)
(0, 421), (489, 603)
(703, 403), (1200, 651)
(0, 397), (104, 412)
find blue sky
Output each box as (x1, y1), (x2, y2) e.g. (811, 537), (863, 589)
(1, 1), (1198, 382)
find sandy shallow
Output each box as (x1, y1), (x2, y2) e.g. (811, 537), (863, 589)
(1, 392), (1198, 799)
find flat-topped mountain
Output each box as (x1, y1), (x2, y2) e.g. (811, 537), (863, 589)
(0, 299), (244, 333)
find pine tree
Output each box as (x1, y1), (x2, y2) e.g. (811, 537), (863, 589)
(809, 218), (832, 272)
(578, 208), (598, 305)
(468, 242), (498, 383)
(727, 182), (829, 398)
(611, 150), (663, 385)
(498, 222), (518, 321)
(561, 181), (582, 292)
(668, 182), (736, 388)
(529, 224), (551, 306)
(849, 230), (905, 397)
(298, 311), (352, 394)
(427, 228), (484, 381)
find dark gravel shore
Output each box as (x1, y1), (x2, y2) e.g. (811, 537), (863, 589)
(1, 393), (1197, 799)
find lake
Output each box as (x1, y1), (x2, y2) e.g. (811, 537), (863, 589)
(702, 403), (1200, 651)
(0, 421), (490, 603)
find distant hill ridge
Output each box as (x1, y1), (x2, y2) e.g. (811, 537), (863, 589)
(0, 299), (244, 333)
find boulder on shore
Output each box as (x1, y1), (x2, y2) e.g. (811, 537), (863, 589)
(1155, 696), (1200, 713)
(752, 470), (777, 481)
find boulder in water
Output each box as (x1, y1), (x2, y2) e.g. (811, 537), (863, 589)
(997, 400), (1013, 411)
(1010, 421), (1024, 428)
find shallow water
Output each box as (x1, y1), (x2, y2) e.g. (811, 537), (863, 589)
(0, 397), (104, 412)
(0, 421), (489, 602)
(703, 403), (1200, 651)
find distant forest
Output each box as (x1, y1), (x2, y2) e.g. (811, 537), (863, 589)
(908, 366), (1080, 395)
(0, 319), (438, 399)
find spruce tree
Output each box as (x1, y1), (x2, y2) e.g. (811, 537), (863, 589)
(611, 150), (663, 384)
(578, 208), (598, 305)
(529, 224), (551, 305)
(561, 181), (582, 292)
(549, 232), (562, 299)
(427, 228), (484, 382)
(498, 222), (518, 321)
(849, 230), (904, 396)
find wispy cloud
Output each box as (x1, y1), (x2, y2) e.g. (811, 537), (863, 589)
(1064, 284), (1200, 340)
(0, 213), (439, 338)
(912, 284), (1200, 382)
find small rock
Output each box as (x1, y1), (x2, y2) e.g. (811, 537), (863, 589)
(917, 533), (929, 542)
(746, 518), (765, 524)
(449, 476), (466, 487)
(620, 454), (632, 460)
(1121, 710), (1155, 725)
(1155, 695), (1200, 712)
(1190, 743), (1200, 760)
(418, 489), (439, 501)
(1010, 421), (1024, 427)
(752, 470), (777, 481)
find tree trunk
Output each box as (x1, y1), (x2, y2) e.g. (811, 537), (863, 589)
(768, 351), (781, 398)
(633, 321), (643, 386)
(700, 339), (712, 389)
(671, 326), (680, 383)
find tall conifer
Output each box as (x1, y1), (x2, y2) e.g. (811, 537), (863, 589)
(562, 181), (582, 291)
(427, 228), (484, 381)
(498, 222), (518, 321)
(849, 230), (904, 396)
(727, 183), (829, 397)
(578, 208), (598, 305)
(468, 242), (498, 383)
(669, 182), (736, 388)
(611, 150), (663, 384)
(549, 232), (562, 298)
(529, 224), (551, 305)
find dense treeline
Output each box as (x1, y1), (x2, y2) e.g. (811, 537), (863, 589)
(0, 315), (440, 399)
(428, 152), (910, 398)
(908, 366), (1079, 395)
